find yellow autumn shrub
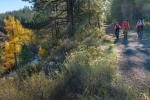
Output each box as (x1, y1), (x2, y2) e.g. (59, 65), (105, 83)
(2, 16), (35, 69)
(38, 47), (46, 58)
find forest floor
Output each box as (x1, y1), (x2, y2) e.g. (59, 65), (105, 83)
(115, 31), (150, 93)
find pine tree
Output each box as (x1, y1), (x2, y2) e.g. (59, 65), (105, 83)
(19, 44), (34, 66)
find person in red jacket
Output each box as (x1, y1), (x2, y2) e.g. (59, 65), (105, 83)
(123, 20), (130, 39)
(114, 22), (121, 40)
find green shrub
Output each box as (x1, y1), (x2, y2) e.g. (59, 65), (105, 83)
(145, 22), (150, 26)
(64, 45), (116, 99)
(64, 44), (140, 100)
(0, 67), (6, 76)
(0, 78), (22, 100)
(21, 73), (64, 100)
(0, 73), (64, 100)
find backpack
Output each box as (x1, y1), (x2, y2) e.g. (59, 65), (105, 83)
(137, 20), (144, 27)
(115, 24), (120, 29)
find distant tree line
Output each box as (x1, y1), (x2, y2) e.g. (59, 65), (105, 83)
(0, 7), (34, 27)
(111, 0), (150, 24)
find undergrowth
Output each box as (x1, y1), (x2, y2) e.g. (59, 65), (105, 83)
(0, 37), (139, 100)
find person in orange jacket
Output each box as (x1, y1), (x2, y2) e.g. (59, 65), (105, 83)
(122, 20), (130, 39)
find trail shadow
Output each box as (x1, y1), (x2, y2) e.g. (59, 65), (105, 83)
(119, 60), (138, 70)
(114, 39), (122, 44)
(144, 59), (150, 71)
(114, 39), (118, 44)
(137, 48), (150, 55)
(122, 39), (129, 47)
(139, 40), (150, 48)
(118, 33), (150, 71)
(138, 40), (150, 71)
(123, 48), (136, 57)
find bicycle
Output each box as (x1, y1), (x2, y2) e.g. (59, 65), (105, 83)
(123, 28), (128, 40)
(137, 26), (143, 40)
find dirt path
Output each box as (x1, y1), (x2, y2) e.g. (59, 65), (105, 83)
(115, 31), (150, 92)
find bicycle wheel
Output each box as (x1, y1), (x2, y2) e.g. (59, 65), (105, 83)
(124, 31), (127, 40)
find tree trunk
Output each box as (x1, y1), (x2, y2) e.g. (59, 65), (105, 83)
(66, 0), (74, 37)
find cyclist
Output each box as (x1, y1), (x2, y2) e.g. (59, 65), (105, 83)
(114, 22), (121, 40)
(136, 18), (144, 40)
(122, 20), (130, 40)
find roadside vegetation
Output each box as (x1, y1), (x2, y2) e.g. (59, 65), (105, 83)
(0, 0), (150, 100)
